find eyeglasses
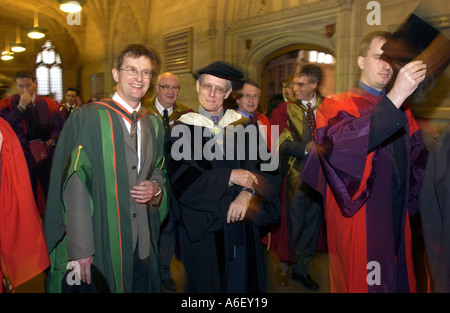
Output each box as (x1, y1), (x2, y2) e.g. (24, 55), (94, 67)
(293, 82), (312, 88)
(158, 84), (180, 92)
(120, 67), (152, 79)
(242, 94), (259, 100)
(200, 83), (227, 95)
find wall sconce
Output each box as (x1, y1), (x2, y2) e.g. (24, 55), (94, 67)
(58, 0), (86, 13)
(27, 12), (47, 39)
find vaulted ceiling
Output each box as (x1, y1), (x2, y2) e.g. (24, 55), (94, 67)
(0, 0), (155, 66)
(1, 0), (84, 61)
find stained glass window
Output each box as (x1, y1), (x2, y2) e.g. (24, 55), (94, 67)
(35, 40), (63, 102)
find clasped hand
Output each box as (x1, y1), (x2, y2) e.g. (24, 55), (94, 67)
(130, 180), (160, 204)
(227, 169), (259, 224)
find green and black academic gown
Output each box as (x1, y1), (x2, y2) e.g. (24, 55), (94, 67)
(44, 100), (168, 293)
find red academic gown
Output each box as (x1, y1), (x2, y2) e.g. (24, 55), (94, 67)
(0, 117), (50, 292)
(252, 111), (284, 251)
(265, 102), (291, 262)
(302, 88), (427, 292)
(252, 111), (273, 151)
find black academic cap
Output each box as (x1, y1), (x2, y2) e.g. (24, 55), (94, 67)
(193, 61), (244, 89)
(381, 8), (450, 82)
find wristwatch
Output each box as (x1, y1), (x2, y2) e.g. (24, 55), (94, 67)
(242, 186), (255, 199)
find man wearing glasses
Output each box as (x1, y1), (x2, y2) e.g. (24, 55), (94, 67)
(144, 72), (193, 135)
(167, 61), (281, 292)
(143, 72), (192, 292)
(270, 64), (324, 290)
(45, 44), (168, 293)
(235, 79), (272, 151)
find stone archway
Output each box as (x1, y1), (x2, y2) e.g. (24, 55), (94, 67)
(239, 32), (336, 114)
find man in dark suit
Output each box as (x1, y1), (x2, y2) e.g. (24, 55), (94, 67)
(59, 87), (83, 119)
(143, 72), (192, 292)
(44, 44), (168, 293)
(270, 64), (324, 290)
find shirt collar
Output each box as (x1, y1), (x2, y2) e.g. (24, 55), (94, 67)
(358, 80), (386, 97)
(112, 92), (141, 113)
(301, 93), (317, 109)
(237, 108), (253, 119)
(155, 97), (173, 116)
(198, 105), (224, 121)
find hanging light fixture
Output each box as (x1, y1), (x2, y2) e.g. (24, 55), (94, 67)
(10, 25), (26, 53)
(1, 42), (14, 61)
(10, 43), (26, 53)
(58, 0), (86, 13)
(1, 51), (14, 61)
(27, 12), (47, 39)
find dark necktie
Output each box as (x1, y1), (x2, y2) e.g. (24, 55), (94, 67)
(306, 102), (316, 139)
(130, 110), (138, 152)
(29, 103), (38, 121)
(211, 115), (219, 125)
(163, 109), (169, 131)
(27, 103), (39, 137)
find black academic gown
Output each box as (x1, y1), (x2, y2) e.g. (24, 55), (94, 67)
(419, 126), (450, 293)
(167, 118), (281, 293)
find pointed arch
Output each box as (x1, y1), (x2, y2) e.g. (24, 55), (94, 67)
(237, 32), (335, 113)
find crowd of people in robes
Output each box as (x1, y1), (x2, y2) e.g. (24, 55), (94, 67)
(1, 11), (450, 294)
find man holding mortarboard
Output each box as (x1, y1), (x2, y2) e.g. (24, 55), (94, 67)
(300, 9), (449, 291)
(166, 61), (281, 292)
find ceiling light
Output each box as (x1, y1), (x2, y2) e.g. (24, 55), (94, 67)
(27, 27), (47, 39)
(10, 26), (26, 52)
(10, 43), (26, 53)
(27, 12), (46, 39)
(58, 0), (86, 13)
(1, 51), (14, 61)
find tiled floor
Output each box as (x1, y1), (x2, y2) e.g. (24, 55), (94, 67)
(12, 249), (330, 293)
(161, 249), (331, 293)
(265, 250), (330, 293)
(12, 243), (429, 293)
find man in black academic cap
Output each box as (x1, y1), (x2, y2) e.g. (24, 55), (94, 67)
(166, 61), (281, 292)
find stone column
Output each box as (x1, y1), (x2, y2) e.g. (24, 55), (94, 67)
(335, 0), (361, 92)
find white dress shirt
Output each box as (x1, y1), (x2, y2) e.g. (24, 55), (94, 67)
(113, 92), (142, 171)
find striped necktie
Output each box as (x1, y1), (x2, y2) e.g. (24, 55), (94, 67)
(130, 110), (138, 151)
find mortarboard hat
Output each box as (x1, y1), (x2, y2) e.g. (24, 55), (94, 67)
(381, 5), (450, 83)
(193, 61), (244, 89)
